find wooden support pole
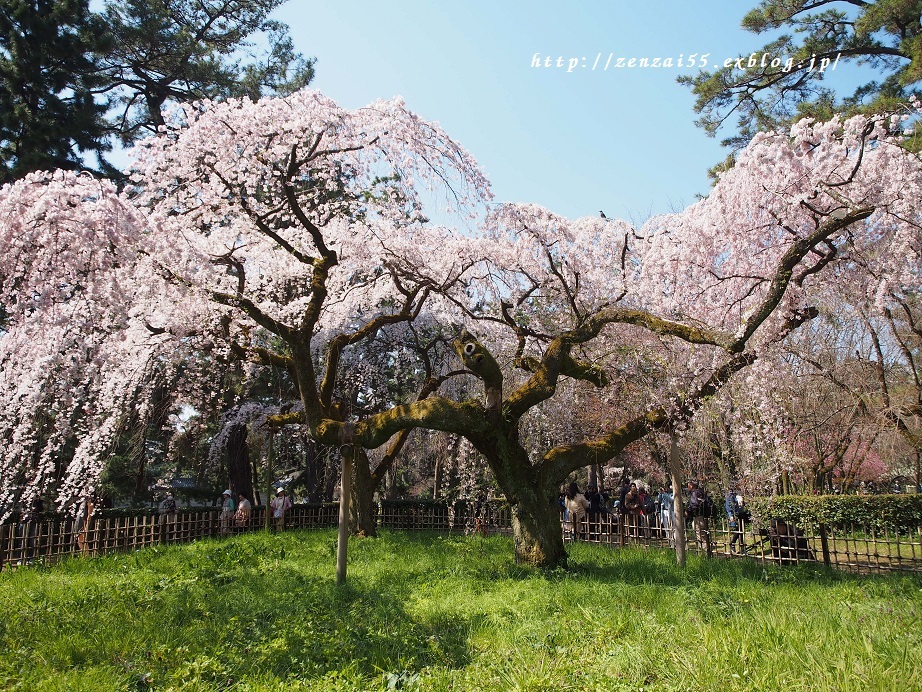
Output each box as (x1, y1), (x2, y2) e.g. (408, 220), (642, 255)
(336, 442), (353, 586)
(668, 432), (687, 567)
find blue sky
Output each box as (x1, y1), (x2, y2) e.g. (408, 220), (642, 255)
(273, 1), (865, 224)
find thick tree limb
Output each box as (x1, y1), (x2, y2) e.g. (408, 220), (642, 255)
(579, 308), (736, 350)
(313, 396), (486, 449)
(369, 371), (465, 484)
(265, 411), (304, 429)
(452, 330), (503, 413)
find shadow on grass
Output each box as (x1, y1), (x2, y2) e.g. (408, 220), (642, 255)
(142, 534), (481, 683)
(0, 531), (483, 688)
(566, 541), (851, 583)
(303, 580), (477, 678)
(331, 528), (917, 591)
(5, 528), (919, 689)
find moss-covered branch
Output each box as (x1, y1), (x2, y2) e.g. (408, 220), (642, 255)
(313, 396), (485, 450)
(452, 330), (503, 412)
(518, 352), (609, 387)
(504, 338), (568, 421)
(506, 343), (608, 422)
(542, 408), (670, 486)
(369, 372), (465, 484)
(265, 411), (304, 429)
(580, 308), (736, 350)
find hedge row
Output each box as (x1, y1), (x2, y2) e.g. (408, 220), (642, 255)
(747, 494), (922, 533)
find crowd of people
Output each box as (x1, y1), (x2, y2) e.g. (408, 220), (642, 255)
(559, 478), (748, 551)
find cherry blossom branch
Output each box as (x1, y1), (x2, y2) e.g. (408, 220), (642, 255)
(318, 284), (431, 409)
(208, 165), (318, 267)
(883, 307), (921, 394)
(795, 241), (837, 286)
(211, 248), (247, 295)
(542, 244), (582, 323)
(208, 289), (296, 341)
(729, 207), (874, 351)
(284, 143), (336, 259)
(797, 353), (870, 417)
(229, 341), (295, 372)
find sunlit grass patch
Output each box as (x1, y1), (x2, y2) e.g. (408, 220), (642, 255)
(0, 529), (919, 690)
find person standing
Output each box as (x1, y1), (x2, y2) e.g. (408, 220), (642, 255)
(638, 485), (655, 538)
(615, 477), (630, 543)
(585, 485), (604, 539)
(558, 490), (568, 530)
(270, 488), (292, 530)
(235, 493), (252, 530)
(618, 478), (631, 515)
(219, 490), (236, 536)
(658, 485), (675, 547)
(586, 485), (603, 514)
(623, 483), (643, 539)
(563, 482), (589, 541)
(686, 481), (710, 552)
(158, 492), (177, 542)
(725, 486), (747, 554)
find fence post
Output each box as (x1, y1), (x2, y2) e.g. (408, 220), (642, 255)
(265, 430), (274, 532)
(819, 523), (831, 568)
(705, 518), (713, 559)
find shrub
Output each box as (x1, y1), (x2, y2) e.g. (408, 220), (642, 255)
(747, 494), (922, 533)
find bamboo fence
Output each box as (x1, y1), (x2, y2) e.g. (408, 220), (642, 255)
(2, 502), (920, 575)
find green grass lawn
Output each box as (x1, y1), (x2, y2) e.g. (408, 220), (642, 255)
(0, 529), (919, 691)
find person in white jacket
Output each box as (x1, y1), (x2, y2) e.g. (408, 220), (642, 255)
(564, 482), (589, 541)
(235, 493), (252, 528)
(270, 488), (292, 530)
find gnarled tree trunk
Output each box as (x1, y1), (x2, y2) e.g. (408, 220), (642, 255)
(350, 447), (377, 537)
(481, 437), (568, 569)
(509, 485), (567, 568)
(227, 422), (254, 502)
